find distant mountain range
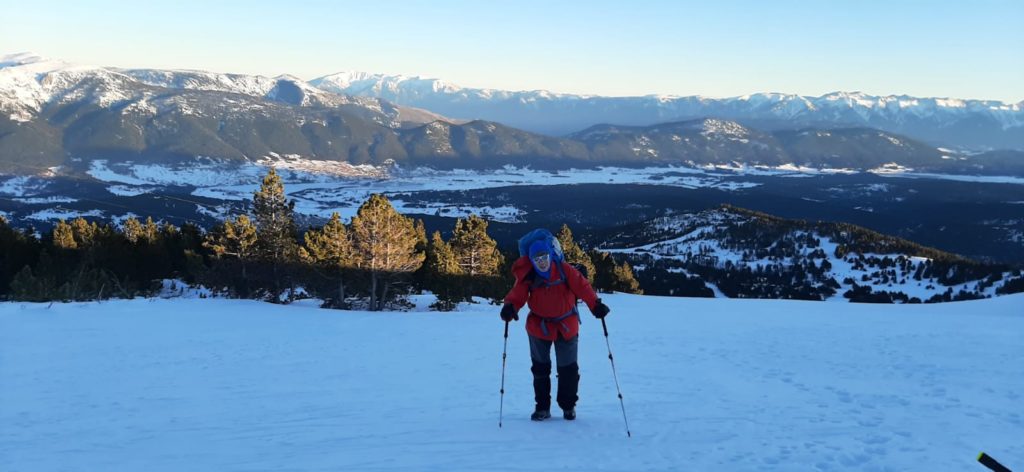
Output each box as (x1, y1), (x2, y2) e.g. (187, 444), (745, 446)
(1, 53), (1022, 175)
(311, 71), (1024, 150)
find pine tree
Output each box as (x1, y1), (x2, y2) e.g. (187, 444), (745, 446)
(424, 230), (462, 310)
(349, 194), (425, 311)
(142, 217), (160, 243)
(611, 261), (643, 294)
(414, 219), (428, 254)
(589, 249), (617, 293)
(1, 217), (41, 299)
(69, 217), (98, 248)
(252, 168), (299, 300)
(557, 224), (595, 282)
(52, 220), (77, 249)
(449, 215), (503, 276)
(207, 216), (258, 259)
(410, 218), (430, 289)
(8, 266), (45, 301)
(300, 212), (354, 307)
(122, 217), (144, 244)
(160, 222), (179, 239)
(205, 215), (258, 282)
(253, 168), (298, 263)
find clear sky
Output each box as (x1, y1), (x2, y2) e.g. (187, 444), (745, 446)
(2, 0), (1022, 102)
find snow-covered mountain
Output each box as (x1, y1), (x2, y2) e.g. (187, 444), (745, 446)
(311, 71), (1024, 150)
(0, 53), (463, 173)
(1, 53), (1021, 176)
(4, 293), (1023, 471)
(0, 53), (446, 126)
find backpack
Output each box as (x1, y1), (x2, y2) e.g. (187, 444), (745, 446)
(520, 233), (585, 335)
(519, 228), (584, 310)
(518, 228), (564, 262)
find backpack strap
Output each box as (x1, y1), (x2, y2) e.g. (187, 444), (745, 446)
(537, 306), (580, 338)
(528, 263), (568, 291)
(526, 263), (583, 333)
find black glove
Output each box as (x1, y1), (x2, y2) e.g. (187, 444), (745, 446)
(500, 303), (519, 322)
(592, 299), (610, 319)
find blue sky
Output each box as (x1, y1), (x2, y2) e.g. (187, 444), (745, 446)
(2, 0), (1021, 101)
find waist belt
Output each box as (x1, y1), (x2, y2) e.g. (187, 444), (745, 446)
(534, 306), (580, 338)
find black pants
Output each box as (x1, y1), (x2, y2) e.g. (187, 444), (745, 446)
(529, 334), (579, 411)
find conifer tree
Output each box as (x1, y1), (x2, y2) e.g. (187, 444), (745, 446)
(424, 230), (462, 310)
(52, 220), (77, 249)
(410, 218), (430, 289)
(252, 168), (299, 299)
(557, 224), (595, 282)
(207, 216), (258, 259)
(611, 261), (643, 294)
(414, 219), (428, 254)
(300, 212), (354, 307)
(253, 168), (298, 263)
(205, 215), (258, 280)
(8, 266), (46, 301)
(589, 249), (617, 293)
(142, 217), (160, 243)
(161, 222), (179, 239)
(28, 250), (62, 298)
(69, 217), (98, 248)
(349, 194), (425, 311)
(122, 217), (144, 244)
(427, 230), (462, 275)
(449, 215), (503, 276)
(1, 217), (40, 299)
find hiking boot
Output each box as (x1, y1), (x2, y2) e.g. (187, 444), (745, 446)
(530, 409), (551, 421)
(563, 408), (576, 421)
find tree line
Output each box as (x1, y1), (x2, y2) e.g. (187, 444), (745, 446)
(0, 169), (642, 308)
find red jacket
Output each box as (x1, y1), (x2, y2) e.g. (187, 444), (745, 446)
(504, 256), (600, 341)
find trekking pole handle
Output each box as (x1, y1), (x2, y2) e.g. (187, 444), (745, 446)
(601, 318), (609, 337)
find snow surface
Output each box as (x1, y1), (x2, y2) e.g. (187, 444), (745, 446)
(23, 208), (104, 221)
(0, 175), (50, 196)
(876, 171), (1024, 185)
(10, 196), (78, 204)
(2, 293), (1022, 471)
(106, 185), (155, 197)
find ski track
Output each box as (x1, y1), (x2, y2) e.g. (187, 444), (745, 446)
(1, 294), (1022, 471)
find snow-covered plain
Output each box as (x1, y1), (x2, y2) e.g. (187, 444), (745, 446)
(85, 159), (766, 223)
(4, 156), (1014, 225)
(2, 293), (1022, 471)
(23, 208), (104, 222)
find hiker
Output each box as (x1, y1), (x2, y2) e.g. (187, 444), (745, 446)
(500, 230), (611, 421)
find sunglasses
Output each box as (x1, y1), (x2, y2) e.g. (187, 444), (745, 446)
(532, 253), (551, 265)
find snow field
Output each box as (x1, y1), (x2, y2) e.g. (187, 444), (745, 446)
(1, 293), (1022, 471)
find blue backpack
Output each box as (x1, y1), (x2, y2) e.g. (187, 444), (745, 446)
(517, 228), (564, 262)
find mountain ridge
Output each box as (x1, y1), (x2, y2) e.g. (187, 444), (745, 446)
(309, 70), (1024, 149)
(1, 53), (1022, 175)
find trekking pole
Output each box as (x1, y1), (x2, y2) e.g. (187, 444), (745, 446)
(978, 452), (1012, 472)
(499, 320), (510, 428)
(601, 318), (632, 438)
